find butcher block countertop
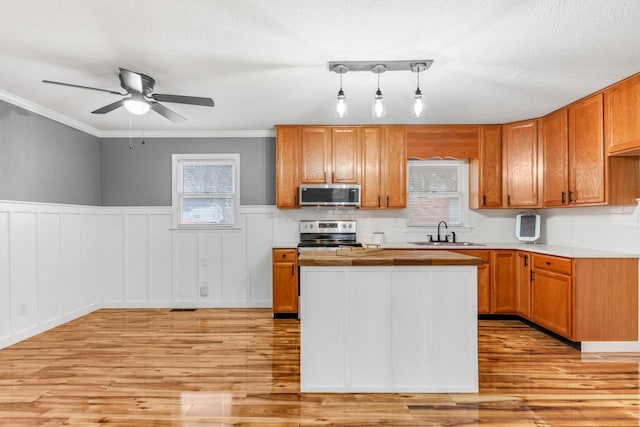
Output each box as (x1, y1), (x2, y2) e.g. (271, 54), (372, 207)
(298, 249), (483, 267)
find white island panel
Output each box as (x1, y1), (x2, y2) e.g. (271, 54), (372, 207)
(346, 270), (388, 389)
(300, 265), (478, 393)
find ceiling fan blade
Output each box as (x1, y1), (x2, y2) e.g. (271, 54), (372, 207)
(119, 68), (144, 93)
(151, 93), (215, 107)
(42, 80), (126, 96)
(92, 100), (125, 114)
(150, 101), (186, 123)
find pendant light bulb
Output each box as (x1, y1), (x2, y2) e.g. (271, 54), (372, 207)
(372, 89), (385, 118)
(371, 65), (386, 118)
(411, 63), (426, 118)
(412, 88), (425, 117)
(334, 66), (348, 118)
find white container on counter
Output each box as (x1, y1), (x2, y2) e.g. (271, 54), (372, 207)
(372, 232), (385, 245)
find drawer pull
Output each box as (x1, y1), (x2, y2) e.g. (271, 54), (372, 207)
(546, 261), (551, 266)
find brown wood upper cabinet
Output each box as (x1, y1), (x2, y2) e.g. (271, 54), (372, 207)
(406, 125), (479, 159)
(275, 126), (300, 208)
(606, 72), (640, 155)
(502, 119), (541, 208)
(470, 125), (502, 208)
(275, 125), (406, 209)
(542, 93), (640, 207)
(542, 95), (606, 207)
(300, 127), (359, 184)
(360, 126), (406, 209)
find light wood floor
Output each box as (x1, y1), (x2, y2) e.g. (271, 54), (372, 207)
(1, 309), (639, 426)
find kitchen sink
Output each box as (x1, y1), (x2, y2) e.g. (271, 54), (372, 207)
(408, 241), (486, 247)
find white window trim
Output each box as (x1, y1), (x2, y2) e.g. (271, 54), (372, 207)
(406, 159), (470, 228)
(171, 153), (241, 229)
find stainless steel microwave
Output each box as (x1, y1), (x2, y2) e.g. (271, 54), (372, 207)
(299, 184), (361, 207)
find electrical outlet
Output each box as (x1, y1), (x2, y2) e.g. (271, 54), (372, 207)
(19, 304), (27, 317)
(199, 286), (209, 297)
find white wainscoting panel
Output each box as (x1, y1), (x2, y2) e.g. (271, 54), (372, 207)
(0, 212), (10, 341)
(246, 210), (274, 307)
(125, 214), (149, 303)
(172, 230), (198, 304)
(82, 214), (101, 309)
(149, 214), (173, 304)
(37, 213), (62, 326)
(101, 214), (124, 304)
(61, 213), (84, 316)
(197, 231), (223, 303)
(0, 202), (102, 349)
(221, 220), (249, 305)
(10, 211), (38, 335)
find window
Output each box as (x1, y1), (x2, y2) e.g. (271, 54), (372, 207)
(172, 154), (240, 227)
(407, 159), (468, 227)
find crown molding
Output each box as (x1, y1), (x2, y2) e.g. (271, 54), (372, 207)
(0, 90), (275, 139)
(0, 89), (102, 137)
(98, 129), (275, 139)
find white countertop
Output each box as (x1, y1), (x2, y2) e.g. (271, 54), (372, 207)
(274, 241), (639, 258)
(378, 242), (639, 259)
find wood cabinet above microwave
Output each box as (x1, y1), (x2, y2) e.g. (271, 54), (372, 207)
(300, 127), (359, 184)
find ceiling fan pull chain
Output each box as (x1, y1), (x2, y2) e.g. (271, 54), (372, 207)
(129, 113), (133, 150)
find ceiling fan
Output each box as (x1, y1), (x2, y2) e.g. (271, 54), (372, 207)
(42, 68), (214, 123)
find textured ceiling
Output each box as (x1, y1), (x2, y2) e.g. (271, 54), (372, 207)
(2, 0), (640, 137)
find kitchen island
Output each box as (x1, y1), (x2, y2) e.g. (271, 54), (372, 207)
(298, 249), (482, 393)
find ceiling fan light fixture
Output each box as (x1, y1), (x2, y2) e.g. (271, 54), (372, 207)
(124, 96), (150, 115)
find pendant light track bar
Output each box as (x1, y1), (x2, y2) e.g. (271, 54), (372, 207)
(328, 59), (433, 73)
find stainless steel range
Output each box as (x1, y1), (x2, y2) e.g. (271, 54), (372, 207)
(298, 220), (362, 252)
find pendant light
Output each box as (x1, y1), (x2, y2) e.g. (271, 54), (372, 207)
(410, 63), (427, 117)
(334, 64), (348, 118)
(371, 64), (386, 118)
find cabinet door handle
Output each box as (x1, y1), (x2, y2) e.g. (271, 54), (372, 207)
(524, 254), (528, 267)
(386, 195), (390, 207)
(507, 195), (511, 206)
(482, 195), (486, 206)
(291, 265), (294, 276)
(530, 270), (534, 282)
(561, 191), (566, 204)
(294, 194), (298, 206)
(568, 191), (574, 203)
(377, 196), (381, 207)
(332, 171), (335, 182)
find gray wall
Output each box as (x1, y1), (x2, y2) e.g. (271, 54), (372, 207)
(0, 100), (101, 205)
(100, 137), (276, 206)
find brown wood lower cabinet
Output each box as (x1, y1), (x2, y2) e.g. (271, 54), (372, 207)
(515, 251), (532, 319)
(455, 249), (491, 313)
(460, 248), (638, 342)
(531, 259), (573, 337)
(272, 248), (298, 317)
(528, 253), (638, 341)
(453, 249), (515, 314)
